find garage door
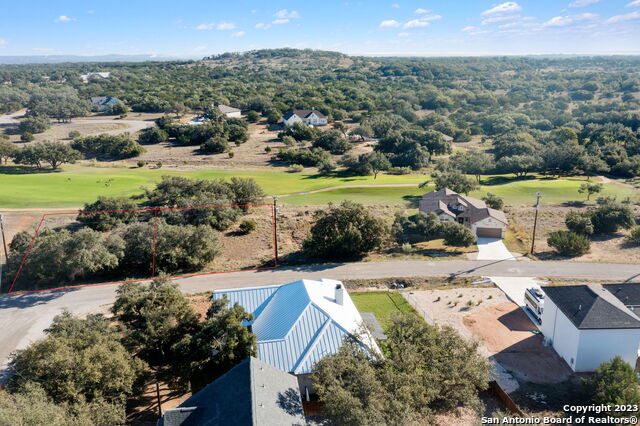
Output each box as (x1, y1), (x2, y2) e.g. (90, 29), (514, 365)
(476, 227), (502, 238)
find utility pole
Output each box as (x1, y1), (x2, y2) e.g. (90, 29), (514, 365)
(0, 214), (8, 263)
(0, 214), (7, 293)
(272, 195), (279, 266)
(530, 192), (542, 255)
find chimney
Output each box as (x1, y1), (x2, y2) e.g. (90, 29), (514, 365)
(335, 283), (344, 306)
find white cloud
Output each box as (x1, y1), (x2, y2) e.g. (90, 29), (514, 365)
(542, 12), (598, 27)
(605, 10), (640, 23)
(196, 23), (214, 30)
(392, 3), (400, 8)
(379, 19), (402, 28)
(482, 14), (535, 27)
(462, 26), (489, 35)
(274, 9), (300, 19)
(251, 9), (257, 13)
(415, 8), (428, 14)
(403, 14), (442, 28)
(193, 45), (208, 52)
(216, 22), (236, 30)
(196, 22), (236, 31)
(398, 32), (411, 37)
(272, 19), (289, 25)
(54, 15), (77, 23)
(481, 2), (522, 16)
(87, 10), (95, 14)
(569, 0), (600, 7)
(231, 31), (246, 38)
(627, 0), (640, 7)
(255, 22), (271, 29)
(0, 38), (6, 48)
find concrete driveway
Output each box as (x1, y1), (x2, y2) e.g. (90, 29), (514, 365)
(489, 276), (545, 328)
(476, 237), (516, 261)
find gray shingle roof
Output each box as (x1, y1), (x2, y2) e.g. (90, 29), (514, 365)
(542, 284), (640, 330)
(283, 109), (327, 120)
(158, 357), (305, 426)
(419, 188), (508, 225)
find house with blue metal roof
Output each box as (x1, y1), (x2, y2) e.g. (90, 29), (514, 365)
(212, 278), (380, 394)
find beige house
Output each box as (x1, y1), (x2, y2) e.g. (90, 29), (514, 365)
(216, 104), (242, 118)
(419, 188), (508, 238)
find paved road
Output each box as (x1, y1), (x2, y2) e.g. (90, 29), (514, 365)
(1, 258), (638, 380)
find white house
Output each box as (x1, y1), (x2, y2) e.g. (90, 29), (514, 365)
(541, 284), (640, 372)
(418, 188), (508, 238)
(216, 104), (242, 118)
(212, 279), (380, 397)
(80, 72), (110, 83)
(283, 109), (328, 127)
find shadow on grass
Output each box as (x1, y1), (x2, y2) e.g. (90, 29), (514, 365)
(0, 165), (60, 175)
(481, 175), (536, 186)
(403, 195), (422, 208)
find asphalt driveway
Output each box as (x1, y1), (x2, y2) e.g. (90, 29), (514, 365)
(476, 237), (516, 261)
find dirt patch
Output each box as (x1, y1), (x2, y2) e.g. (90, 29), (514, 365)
(188, 293), (212, 319)
(127, 380), (191, 426)
(463, 302), (572, 383)
(406, 288), (572, 385)
(507, 204), (640, 263)
(404, 287), (509, 340)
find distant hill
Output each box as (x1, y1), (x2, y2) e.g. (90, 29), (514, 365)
(198, 48), (354, 70)
(0, 54), (196, 65)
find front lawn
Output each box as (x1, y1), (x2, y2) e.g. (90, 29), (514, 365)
(350, 291), (416, 330)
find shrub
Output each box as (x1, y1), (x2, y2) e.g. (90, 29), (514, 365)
(246, 110), (260, 123)
(387, 166), (412, 175)
(200, 136), (229, 154)
(626, 226), (640, 245)
(392, 212), (443, 244)
(289, 164), (304, 173)
(303, 201), (388, 260)
(239, 220), (257, 234)
(588, 197), (635, 234)
(68, 130), (81, 139)
(20, 132), (34, 142)
(547, 231), (590, 256)
(77, 197), (139, 231)
(71, 134), (144, 158)
(565, 211), (594, 235)
(442, 222), (476, 247)
(264, 146), (272, 153)
(482, 193), (504, 210)
(228, 151), (235, 158)
(138, 127), (169, 144)
(156, 161), (163, 169)
(136, 160), (145, 168)
(18, 116), (50, 134)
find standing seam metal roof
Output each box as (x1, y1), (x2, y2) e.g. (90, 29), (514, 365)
(213, 279), (378, 374)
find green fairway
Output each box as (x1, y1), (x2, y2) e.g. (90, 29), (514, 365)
(0, 165), (426, 208)
(351, 291), (416, 330)
(0, 164), (637, 209)
(469, 178), (639, 205)
(281, 186), (425, 206)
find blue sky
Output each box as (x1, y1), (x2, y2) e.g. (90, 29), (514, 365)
(0, 1), (639, 57)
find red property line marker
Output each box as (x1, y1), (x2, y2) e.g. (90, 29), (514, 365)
(5, 203), (277, 295)
(151, 210), (158, 279)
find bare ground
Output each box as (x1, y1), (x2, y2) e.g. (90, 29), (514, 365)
(405, 288), (571, 384)
(507, 204), (640, 263)
(463, 302), (572, 383)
